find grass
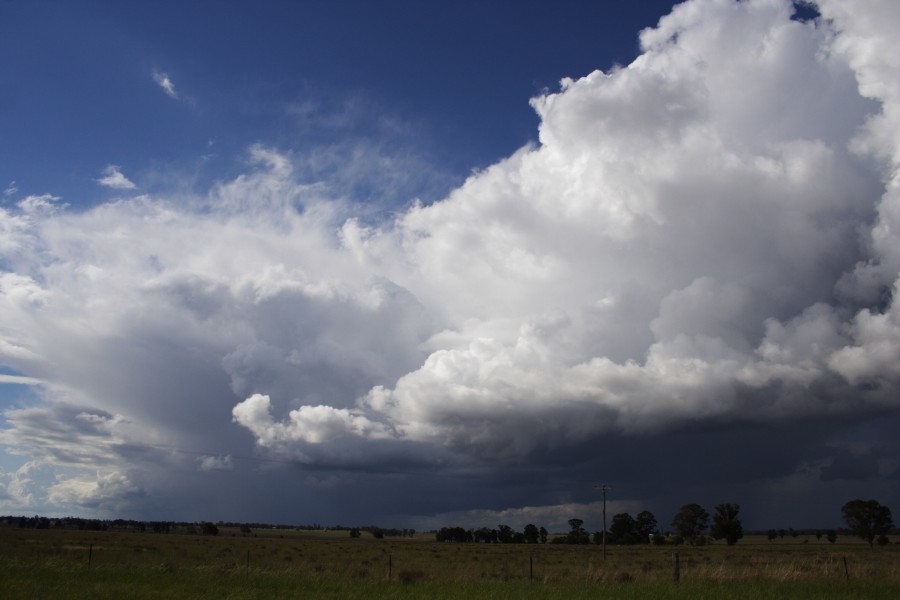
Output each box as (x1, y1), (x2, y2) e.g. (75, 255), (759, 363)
(1, 528), (898, 598)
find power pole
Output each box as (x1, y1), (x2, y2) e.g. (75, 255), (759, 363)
(594, 484), (613, 559)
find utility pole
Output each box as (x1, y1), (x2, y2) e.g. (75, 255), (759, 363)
(594, 484), (612, 559)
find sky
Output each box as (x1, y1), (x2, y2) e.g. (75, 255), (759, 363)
(1, 0), (898, 533)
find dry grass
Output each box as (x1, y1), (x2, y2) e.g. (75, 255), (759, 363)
(1, 527), (898, 587)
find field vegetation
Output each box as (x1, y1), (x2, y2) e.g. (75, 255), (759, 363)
(1, 526), (898, 598)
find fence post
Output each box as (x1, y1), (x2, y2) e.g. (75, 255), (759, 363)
(88, 543), (93, 568)
(530, 555), (533, 581)
(246, 550), (250, 573)
(388, 553), (392, 581)
(843, 556), (849, 580)
(672, 552), (680, 583)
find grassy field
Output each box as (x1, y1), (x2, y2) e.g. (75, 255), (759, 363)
(1, 528), (898, 598)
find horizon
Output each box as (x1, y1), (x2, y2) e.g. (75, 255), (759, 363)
(3, 511), (882, 538)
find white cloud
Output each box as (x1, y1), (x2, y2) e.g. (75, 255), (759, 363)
(197, 454), (233, 471)
(47, 470), (144, 510)
(232, 393), (392, 446)
(96, 165), (136, 190)
(0, 374), (43, 385)
(153, 70), (178, 99)
(0, 461), (48, 507)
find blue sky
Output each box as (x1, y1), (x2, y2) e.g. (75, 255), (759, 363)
(1, 0), (899, 534)
(2, 0), (676, 209)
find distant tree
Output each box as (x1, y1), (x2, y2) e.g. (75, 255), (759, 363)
(710, 503), (743, 546)
(609, 513), (638, 545)
(634, 511), (658, 544)
(497, 524), (515, 544)
(841, 499), (894, 547)
(435, 527), (469, 543)
(815, 530), (822, 542)
(523, 523), (540, 544)
(349, 528), (361, 538)
(200, 522), (219, 536)
(566, 518), (590, 544)
(767, 529), (778, 542)
(778, 528), (786, 539)
(539, 526), (548, 544)
(671, 504), (709, 546)
(239, 524), (252, 536)
(789, 527), (799, 539)
(549, 535), (568, 544)
(826, 530), (837, 544)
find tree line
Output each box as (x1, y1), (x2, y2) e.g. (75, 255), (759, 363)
(2, 498), (893, 547)
(433, 498), (895, 547)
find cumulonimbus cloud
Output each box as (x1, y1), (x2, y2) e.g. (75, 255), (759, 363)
(234, 0), (900, 456)
(1, 0), (900, 513)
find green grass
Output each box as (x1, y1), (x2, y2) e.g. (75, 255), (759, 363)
(1, 528), (898, 598)
(2, 563), (898, 600)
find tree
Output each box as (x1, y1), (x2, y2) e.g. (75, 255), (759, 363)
(539, 526), (548, 544)
(826, 529), (837, 544)
(671, 503), (709, 545)
(767, 529), (777, 542)
(710, 503), (743, 546)
(608, 513), (638, 545)
(841, 499), (894, 547)
(634, 510), (658, 544)
(435, 526), (469, 542)
(497, 524), (514, 544)
(566, 518), (590, 544)
(523, 523), (540, 544)
(473, 527), (496, 543)
(200, 522), (219, 536)
(349, 528), (361, 538)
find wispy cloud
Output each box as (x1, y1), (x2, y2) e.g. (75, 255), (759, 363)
(153, 70), (178, 99)
(0, 374), (43, 386)
(96, 165), (136, 190)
